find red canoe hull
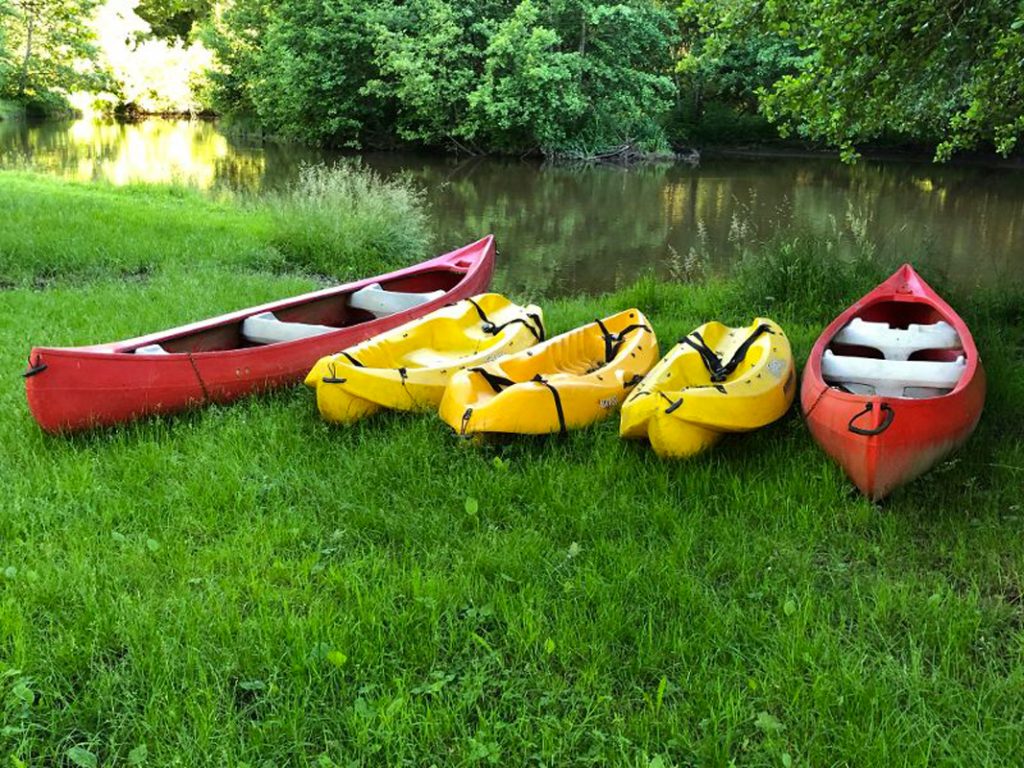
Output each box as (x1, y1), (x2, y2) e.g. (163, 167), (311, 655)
(25, 237), (495, 433)
(801, 265), (985, 500)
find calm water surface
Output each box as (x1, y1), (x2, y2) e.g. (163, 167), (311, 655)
(2, 117), (1022, 297)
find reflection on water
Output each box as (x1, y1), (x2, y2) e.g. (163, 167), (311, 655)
(2, 117), (1022, 296)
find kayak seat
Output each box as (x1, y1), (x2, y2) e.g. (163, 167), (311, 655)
(822, 350), (966, 398)
(832, 318), (960, 361)
(134, 344), (170, 355)
(348, 282), (446, 318)
(241, 312), (337, 345)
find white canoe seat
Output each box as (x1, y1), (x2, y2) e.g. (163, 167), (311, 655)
(832, 318), (960, 361)
(348, 282), (445, 318)
(241, 311), (337, 345)
(134, 343), (170, 355)
(822, 350), (966, 398)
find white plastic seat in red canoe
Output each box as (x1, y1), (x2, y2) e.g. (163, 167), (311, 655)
(240, 312), (337, 345)
(134, 285), (448, 350)
(822, 350), (966, 398)
(239, 285), (445, 345)
(831, 318), (960, 361)
(134, 344), (171, 355)
(347, 282), (445, 318)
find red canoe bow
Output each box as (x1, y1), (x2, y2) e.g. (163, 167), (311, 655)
(801, 264), (985, 500)
(24, 236), (496, 433)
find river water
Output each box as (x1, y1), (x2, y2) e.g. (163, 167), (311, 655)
(2, 117), (1022, 296)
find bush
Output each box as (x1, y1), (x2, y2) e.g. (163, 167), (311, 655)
(268, 162), (431, 279)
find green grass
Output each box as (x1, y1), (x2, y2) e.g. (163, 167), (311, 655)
(0, 165), (429, 288)
(1, 172), (1023, 766)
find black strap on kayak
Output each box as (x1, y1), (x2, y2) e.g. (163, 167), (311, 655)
(532, 374), (567, 435)
(321, 362), (347, 384)
(719, 323), (773, 379)
(623, 373), (644, 389)
(465, 297), (545, 342)
(595, 318), (651, 363)
(487, 314), (545, 342)
(468, 367), (516, 393)
(340, 351), (365, 368)
(466, 297), (491, 326)
(527, 312), (546, 341)
(460, 407), (473, 436)
(680, 323), (773, 383)
(679, 332), (725, 380)
(847, 402), (895, 436)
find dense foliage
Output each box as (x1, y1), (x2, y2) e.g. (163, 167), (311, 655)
(135, 0), (210, 39)
(4, 0), (1024, 158)
(203, 0), (679, 155)
(0, 0), (107, 110)
(680, 0), (1024, 160)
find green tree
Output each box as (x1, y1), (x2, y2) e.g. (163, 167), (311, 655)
(204, 0), (389, 145)
(681, 0), (1024, 161)
(204, 0), (679, 154)
(676, 2), (802, 116)
(135, 0), (211, 39)
(0, 0), (107, 105)
(364, 0), (484, 150)
(0, 1), (10, 93)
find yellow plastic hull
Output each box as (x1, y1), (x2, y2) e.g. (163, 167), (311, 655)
(620, 317), (795, 458)
(305, 294), (544, 424)
(439, 309), (659, 435)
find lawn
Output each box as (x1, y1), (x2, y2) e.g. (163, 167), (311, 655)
(1, 172), (1023, 766)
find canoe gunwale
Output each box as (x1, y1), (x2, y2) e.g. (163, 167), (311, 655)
(32, 237), (494, 359)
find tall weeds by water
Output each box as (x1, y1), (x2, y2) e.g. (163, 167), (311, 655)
(268, 162), (430, 279)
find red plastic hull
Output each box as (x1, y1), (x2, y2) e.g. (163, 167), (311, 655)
(801, 265), (985, 500)
(25, 237), (495, 433)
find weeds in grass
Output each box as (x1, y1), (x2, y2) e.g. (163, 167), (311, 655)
(729, 234), (895, 323)
(268, 162), (430, 279)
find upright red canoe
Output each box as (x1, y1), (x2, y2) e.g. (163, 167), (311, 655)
(801, 265), (985, 500)
(24, 236), (495, 433)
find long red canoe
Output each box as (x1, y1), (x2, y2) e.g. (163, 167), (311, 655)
(24, 236), (495, 433)
(801, 264), (985, 500)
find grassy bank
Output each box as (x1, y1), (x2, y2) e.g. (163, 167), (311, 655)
(0, 164), (428, 288)
(1, 172), (1023, 766)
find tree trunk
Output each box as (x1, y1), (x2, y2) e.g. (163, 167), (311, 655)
(18, 11), (34, 97)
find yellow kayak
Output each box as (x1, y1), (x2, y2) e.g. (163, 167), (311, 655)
(620, 318), (795, 458)
(439, 309), (659, 436)
(305, 294), (544, 424)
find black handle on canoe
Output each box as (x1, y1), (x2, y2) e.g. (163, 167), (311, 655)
(848, 402), (895, 436)
(22, 356), (47, 378)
